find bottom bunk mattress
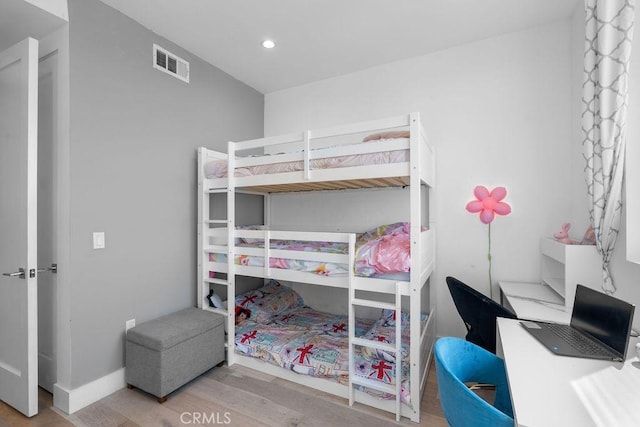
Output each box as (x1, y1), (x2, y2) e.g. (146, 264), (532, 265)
(232, 280), (426, 406)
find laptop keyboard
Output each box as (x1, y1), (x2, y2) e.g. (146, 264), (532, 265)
(544, 323), (614, 357)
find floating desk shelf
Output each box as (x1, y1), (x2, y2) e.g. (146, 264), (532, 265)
(540, 238), (602, 310)
(499, 281), (570, 323)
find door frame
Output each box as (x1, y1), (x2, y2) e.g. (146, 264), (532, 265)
(37, 26), (71, 412)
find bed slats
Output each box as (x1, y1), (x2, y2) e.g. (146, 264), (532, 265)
(235, 176), (410, 194)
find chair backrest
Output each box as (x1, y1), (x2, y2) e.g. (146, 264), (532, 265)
(446, 276), (517, 353)
(434, 337), (514, 427)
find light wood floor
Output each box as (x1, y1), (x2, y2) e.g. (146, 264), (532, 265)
(0, 363), (448, 427)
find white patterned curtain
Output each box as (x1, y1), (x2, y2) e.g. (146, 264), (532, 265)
(582, 0), (635, 294)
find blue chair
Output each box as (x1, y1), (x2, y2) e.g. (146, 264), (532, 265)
(434, 337), (514, 427)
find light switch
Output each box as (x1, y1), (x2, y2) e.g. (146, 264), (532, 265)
(93, 232), (105, 249)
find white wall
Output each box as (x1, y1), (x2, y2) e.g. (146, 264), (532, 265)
(627, 24), (640, 265)
(24, 0), (68, 20)
(569, 5), (591, 232)
(265, 20), (575, 337)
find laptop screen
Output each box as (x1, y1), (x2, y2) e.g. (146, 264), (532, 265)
(570, 284), (635, 357)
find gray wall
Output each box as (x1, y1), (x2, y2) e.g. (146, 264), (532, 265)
(67, 0), (263, 387)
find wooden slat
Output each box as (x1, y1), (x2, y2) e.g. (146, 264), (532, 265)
(238, 176), (410, 193)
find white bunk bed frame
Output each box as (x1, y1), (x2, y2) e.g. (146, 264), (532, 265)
(197, 112), (435, 422)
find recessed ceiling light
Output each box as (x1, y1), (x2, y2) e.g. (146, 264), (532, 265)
(262, 40), (276, 49)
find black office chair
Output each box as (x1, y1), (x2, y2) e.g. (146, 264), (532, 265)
(446, 276), (517, 353)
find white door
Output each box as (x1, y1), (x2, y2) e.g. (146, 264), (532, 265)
(0, 37), (39, 417)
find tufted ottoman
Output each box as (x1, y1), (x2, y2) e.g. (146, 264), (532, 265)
(125, 307), (225, 402)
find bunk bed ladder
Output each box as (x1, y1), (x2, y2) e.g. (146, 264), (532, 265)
(200, 188), (233, 324)
(348, 283), (403, 422)
(197, 148), (234, 363)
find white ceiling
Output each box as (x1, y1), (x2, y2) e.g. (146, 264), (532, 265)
(103, 1), (579, 94)
(0, 0), (67, 52)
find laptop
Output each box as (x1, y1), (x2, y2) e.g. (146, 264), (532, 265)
(520, 284), (635, 362)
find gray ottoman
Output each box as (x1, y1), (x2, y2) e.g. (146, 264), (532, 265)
(125, 307), (225, 402)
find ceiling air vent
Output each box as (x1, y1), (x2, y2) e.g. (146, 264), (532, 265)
(153, 44), (189, 83)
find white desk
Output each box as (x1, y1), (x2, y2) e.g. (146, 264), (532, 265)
(499, 281), (570, 324)
(497, 317), (640, 427)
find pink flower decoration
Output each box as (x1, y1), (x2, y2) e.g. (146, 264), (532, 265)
(466, 186), (511, 224)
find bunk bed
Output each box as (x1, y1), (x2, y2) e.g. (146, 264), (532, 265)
(196, 112), (435, 422)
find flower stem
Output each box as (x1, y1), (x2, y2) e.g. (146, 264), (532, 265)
(488, 222), (492, 299)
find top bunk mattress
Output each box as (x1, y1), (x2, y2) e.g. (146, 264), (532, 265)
(203, 138), (409, 179)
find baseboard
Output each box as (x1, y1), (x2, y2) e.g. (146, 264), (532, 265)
(53, 368), (126, 414)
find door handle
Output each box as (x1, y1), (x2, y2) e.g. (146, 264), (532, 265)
(37, 264), (57, 274)
(2, 268), (26, 279)
(2, 264), (56, 279)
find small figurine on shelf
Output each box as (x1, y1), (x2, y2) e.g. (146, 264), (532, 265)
(554, 223), (574, 244)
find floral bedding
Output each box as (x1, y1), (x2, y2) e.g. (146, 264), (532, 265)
(209, 239), (350, 276)
(203, 139), (409, 179)
(232, 281), (426, 405)
(355, 222), (415, 277)
(209, 222), (420, 279)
